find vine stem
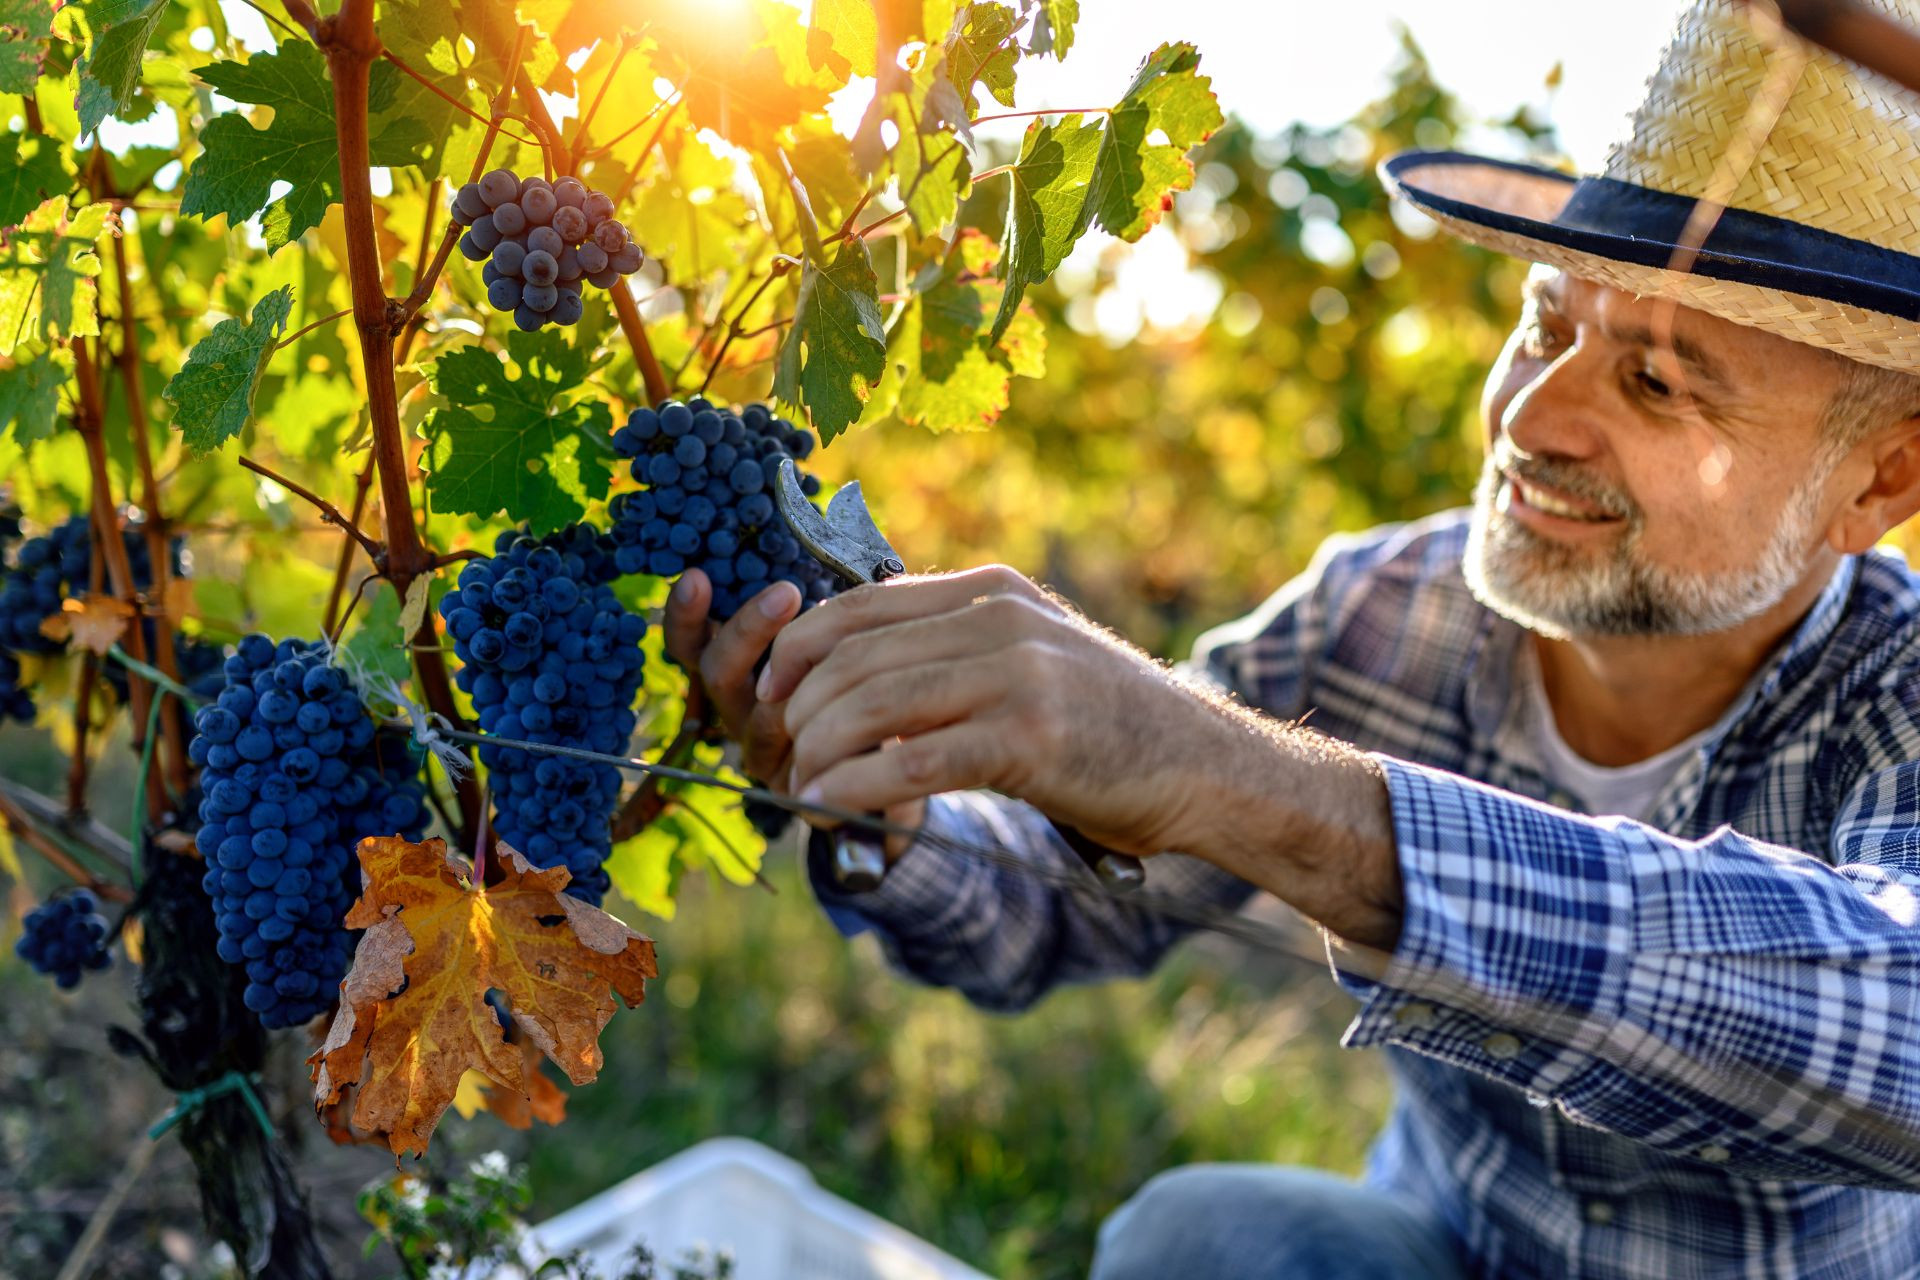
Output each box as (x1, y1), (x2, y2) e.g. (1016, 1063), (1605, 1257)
(322, 0), (481, 844)
(274, 307), (353, 351)
(69, 336), (168, 826)
(696, 261), (791, 395)
(66, 520), (109, 816)
(968, 104), (1110, 125)
(0, 789), (133, 903)
(236, 455), (384, 561)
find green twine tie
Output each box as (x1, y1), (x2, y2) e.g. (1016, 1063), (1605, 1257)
(148, 1069), (275, 1142)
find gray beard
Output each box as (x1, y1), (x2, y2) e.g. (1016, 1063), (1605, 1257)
(1461, 455), (1827, 639)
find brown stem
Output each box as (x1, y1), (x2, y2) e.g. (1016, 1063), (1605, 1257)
(697, 263), (792, 394)
(580, 90), (680, 163)
(274, 307), (354, 350)
(320, 461), (375, 637)
(279, 0), (320, 37)
(324, 0), (481, 843)
(66, 655), (99, 816)
(111, 235), (192, 800)
(236, 455), (385, 562)
(613, 285), (672, 406)
(69, 338), (167, 826)
(0, 789), (133, 903)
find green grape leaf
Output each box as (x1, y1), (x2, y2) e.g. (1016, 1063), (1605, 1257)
(897, 234), (1046, 431)
(808, 0), (876, 77)
(989, 114), (1101, 343)
(0, 0), (55, 95)
(1028, 0), (1077, 59)
(1085, 42), (1222, 242)
(75, 0), (170, 137)
(375, 0), (469, 179)
(605, 773), (766, 921)
(0, 344), (69, 442)
(773, 238), (888, 445)
(945, 2), (1019, 108)
(181, 43), (432, 253)
(161, 284), (294, 453)
(0, 131), (69, 231)
(422, 330), (614, 535)
(0, 196), (110, 357)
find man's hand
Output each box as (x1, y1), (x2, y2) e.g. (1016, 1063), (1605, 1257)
(660, 570), (803, 788)
(755, 565), (1244, 859)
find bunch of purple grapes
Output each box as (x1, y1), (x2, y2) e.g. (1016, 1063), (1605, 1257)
(14, 890), (113, 989)
(451, 169), (644, 332)
(608, 399), (840, 621)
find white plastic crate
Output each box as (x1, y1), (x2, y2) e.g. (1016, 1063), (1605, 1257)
(527, 1136), (995, 1280)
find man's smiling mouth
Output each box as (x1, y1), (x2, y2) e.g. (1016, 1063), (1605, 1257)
(1503, 475), (1624, 524)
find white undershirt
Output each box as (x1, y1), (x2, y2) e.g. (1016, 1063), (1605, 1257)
(1520, 644), (1749, 822)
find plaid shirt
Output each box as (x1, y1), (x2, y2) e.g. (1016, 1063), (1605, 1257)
(810, 509), (1920, 1279)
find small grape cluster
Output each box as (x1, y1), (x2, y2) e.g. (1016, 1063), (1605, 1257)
(189, 635), (430, 1028)
(608, 399), (840, 621)
(14, 890), (113, 989)
(0, 515), (223, 722)
(452, 169), (644, 332)
(442, 526), (646, 904)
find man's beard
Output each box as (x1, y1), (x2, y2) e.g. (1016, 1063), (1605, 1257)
(1462, 452), (1829, 639)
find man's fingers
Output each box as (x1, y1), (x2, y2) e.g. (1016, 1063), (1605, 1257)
(700, 580), (802, 702)
(794, 723), (999, 819)
(781, 595), (1050, 734)
(786, 656), (1006, 795)
(661, 570), (712, 671)
(759, 565), (1051, 704)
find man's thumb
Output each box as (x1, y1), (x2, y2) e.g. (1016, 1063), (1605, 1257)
(662, 570), (711, 669)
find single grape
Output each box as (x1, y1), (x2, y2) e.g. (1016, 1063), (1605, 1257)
(513, 304), (544, 331)
(518, 174), (551, 198)
(522, 281), (559, 312)
(492, 202), (528, 236)
(488, 277), (524, 311)
(522, 250), (559, 287)
(577, 242), (609, 275)
(479, 168), (520, 207)
(493, 240), (527, 277)
(521, 185), (557, 225)
(610, 243), (643, 274)
(583, 191), (616, 223)
(555, 247), (582, 282)
(460, 231), (490, 261)
(527, 225), (564, 258)
(552, 291), (584, 326)
(453, 182), (490, 225)
(587, 267), (619, 289)
(553, 176), (588, 210)
(590, 220), (626, 254)
(552, 205), (589, 242)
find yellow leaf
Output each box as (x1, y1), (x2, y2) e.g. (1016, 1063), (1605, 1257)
(45, 594), (134, 656)
(309, 837), (657, 1158)
(398, 575), (432, 643)
(451, 1069), (489, 1119)
(120, 915), (143, 965)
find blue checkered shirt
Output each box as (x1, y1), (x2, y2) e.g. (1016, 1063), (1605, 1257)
(810, 510), (1920, 1279)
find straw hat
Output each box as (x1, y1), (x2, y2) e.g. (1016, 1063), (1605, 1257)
(1379, 0), (1920, 372)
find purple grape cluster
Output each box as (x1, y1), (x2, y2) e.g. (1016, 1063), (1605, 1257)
(14, 890), (113, 989)
(441, 526), (647, 904)
(188, 636), (430, 1028)
(451, 169), (644, 332)
(608, 399), (840, 621)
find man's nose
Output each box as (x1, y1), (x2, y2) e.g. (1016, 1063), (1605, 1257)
(1500, 346), (1609, 462)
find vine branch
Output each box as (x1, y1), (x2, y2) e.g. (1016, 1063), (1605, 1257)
(237, 455), (385, 562)
(0, 789), (133, 903)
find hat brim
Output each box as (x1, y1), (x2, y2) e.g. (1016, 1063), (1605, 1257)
(1381, 149), (1920, 372)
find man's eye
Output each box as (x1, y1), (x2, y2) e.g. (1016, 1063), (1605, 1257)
(1636, 370), (1673, 399)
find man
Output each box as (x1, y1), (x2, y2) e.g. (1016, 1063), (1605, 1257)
(665, 1), (1920, 1275)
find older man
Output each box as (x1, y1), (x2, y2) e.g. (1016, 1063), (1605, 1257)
(665, 1), (1920, 1275)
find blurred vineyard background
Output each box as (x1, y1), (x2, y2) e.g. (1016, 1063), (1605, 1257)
(1, 36), (1559, 1280)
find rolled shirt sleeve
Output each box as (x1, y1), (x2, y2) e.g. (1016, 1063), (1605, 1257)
(1337, 755), (1920, 1188)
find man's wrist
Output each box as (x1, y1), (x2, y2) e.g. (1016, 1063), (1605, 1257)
(1175, 708), (1404, 951)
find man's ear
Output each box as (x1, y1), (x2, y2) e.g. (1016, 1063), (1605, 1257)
(1828, 416), (1920, 555)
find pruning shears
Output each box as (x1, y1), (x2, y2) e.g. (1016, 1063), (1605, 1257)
(773, 459), (1147, 894)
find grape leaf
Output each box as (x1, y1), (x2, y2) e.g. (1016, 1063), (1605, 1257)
(808, 0), (876, 78)
(422, 330), (615, 534)
(74, 0), (170, 138)
(0, 0), (55, 95)
(309, 837), (657, 1158)
(1084, 42), (1222, 242)
(897, 234), (1046, 430)
(605, 774), (766, 921)
(945, 2), (1019, 108)
(0, 196), (110, 357)
(161, 285), (293, 453)
(1029, 0), (1077, 59)
(181, 42), (432, 253)
(773, 237), (888, 445)
(0, 132), (66, 231)
(0, 346), (68, 442)
(989, 114), (1101, 343)
(337, 578), (413, 692)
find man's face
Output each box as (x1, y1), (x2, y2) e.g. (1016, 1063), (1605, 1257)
(1466, 267), (1849, 639)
